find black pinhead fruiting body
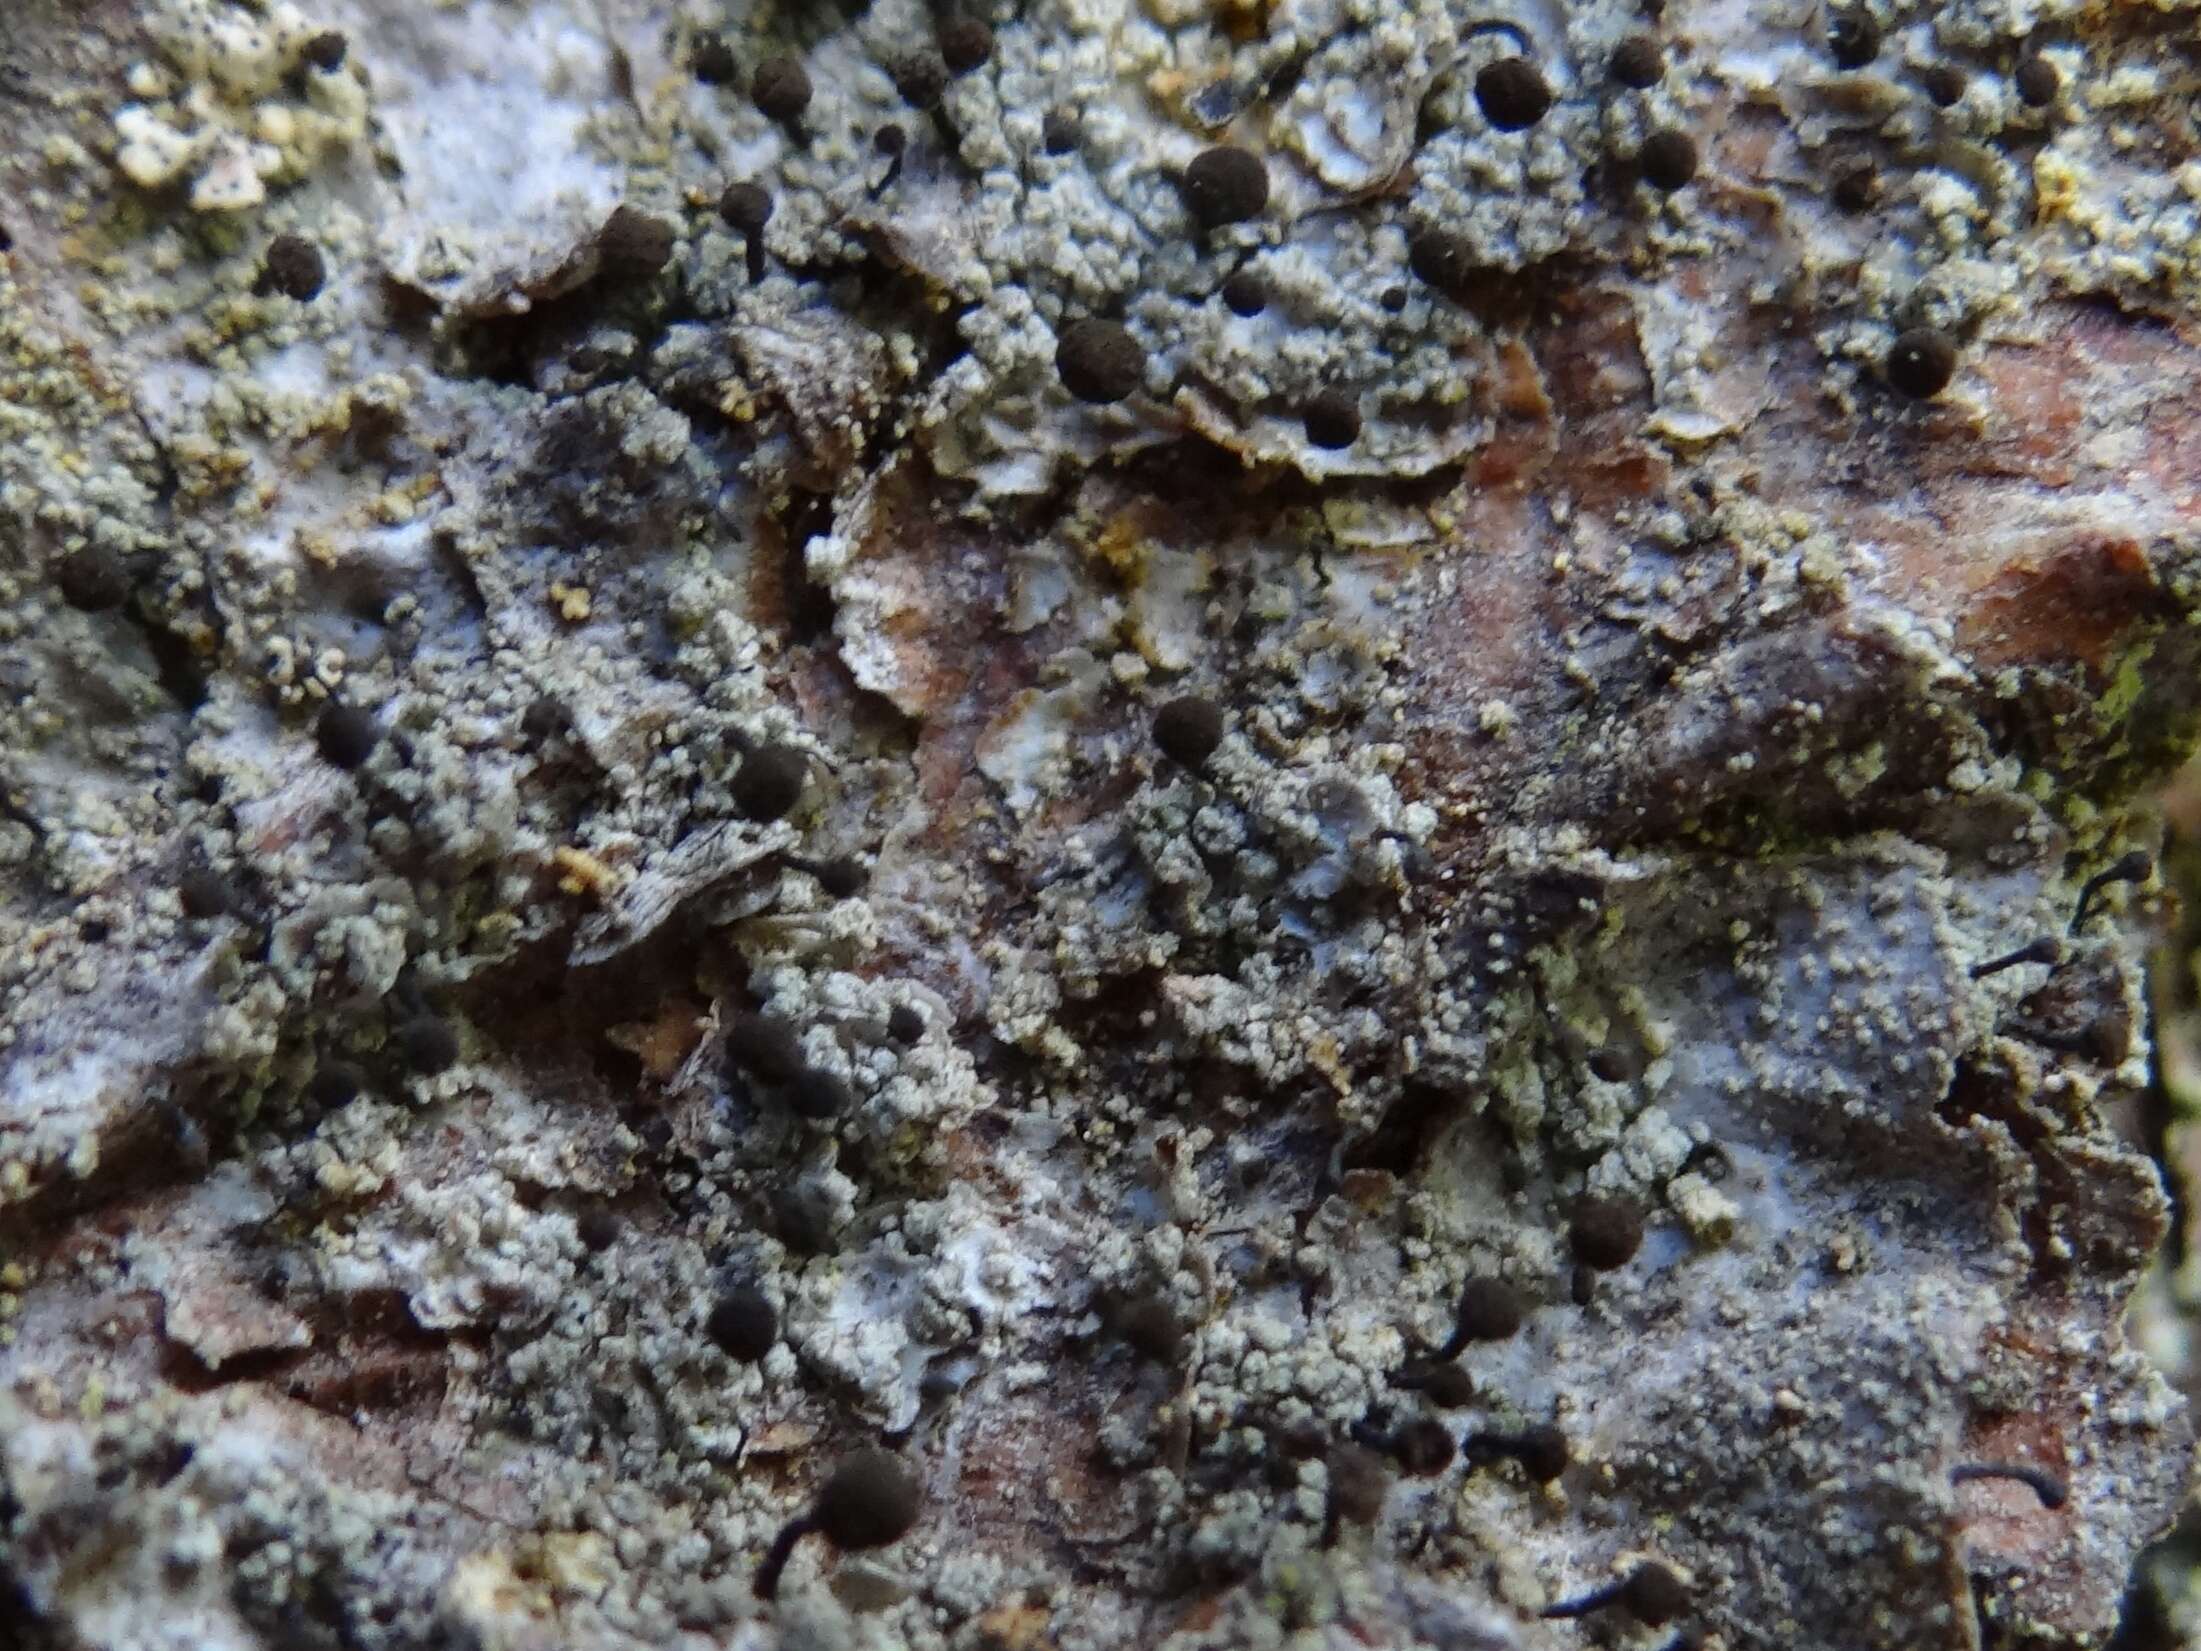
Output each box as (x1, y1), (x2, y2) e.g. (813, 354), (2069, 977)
(2014, 53), (2060, 108)
(1638, 127), (1698, 191)
(752, 54), (813, 123)
(314, 703), (380, 769)
(1182, 145), (1269, 227)
(1408, 227), (1481, 302)
(720, 182), (773, 282)
(311, 1062), (362, 1110)
(178, 866), (235, 919)
(1221, 267), (1268, 317)
(1323, 1443), (1390, 1544)
(1392, 1359), (1477, 1408)
(300, 31), (347, 71)
(1391, 1418), (1456, 1476)
(1435, 1275), (1525, 1357)
(1152, 696), (1224, 770)
(1827, 11), (1880, 70)
(887, 1003), (925, 1045)
(893, 51), (950, 110)
(58, 548), (130, 612)
(1055, 319), (1145, 404)
(706, 1283), (777, 1361)
(792, 855), (865, 899)
(788, 1066), (853, 1120)
(1115, 1295), (1184, 1366)
(1886, 327), (1957, 398)
(1303, 390), (1362, 450)
(1970, 935), (2064, 978)
(598, 206), (674, 277)
(1570, 1195), (1644, 1270)
(720, 182), (772, 237)
(690, 32), (737, 85)
(2073, 849), (2153, 927)
(1475, 58), (1553, 130)
(397, 1015), (460, 1075)
(940, 15), (994, 74)
(261, 233), (326, 300)
(1465, 1423), (1570, 1483)
(726, 1013), (806, 1087)
(1545, 1561), (1692, 1625)
(1610, 35), (1663, 88)
(1919, 63), (1967, 107)
(755, 1448), (921, 1599)
(732, 743), (808, 822)
(1832, 164), (1879, 214)
(576, 1207), (620, 1252)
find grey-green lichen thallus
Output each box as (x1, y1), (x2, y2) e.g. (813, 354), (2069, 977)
(3, 0), (2201, 1647)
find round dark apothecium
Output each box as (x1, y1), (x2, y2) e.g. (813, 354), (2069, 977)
(1827, 10), (1879, 69)
(397, 1015), (461, 1076)
(813, 1449), (923, 1550)
(1326, 1444), (1390, 1529)
(576, 1207), (620, 1252)
(888, 1003), (926, 1045)
(1918, 62), (1967, 107)
(752, 54), (813, 122)
(1570, 1195), (1645, 1270)
(1475, 58), (1554, 131)
(754, 1449), (923, 1600)
(1831, 164), (1879, 214)
(788, 1066), (853, 1120)
(314, 703), (381, 769)
(262, 233), (326, 300)
(1221, 266), (1268, 317)
(1638, 127), (1698, 191)
(706, 1283), (778, 1361)
(1182, 145), (1269, 228)
(1610, 34), (1663, 88)
(177, 866), (235, 919)
(1467, 1422), (1572, 1483)
(1887, 326), (1958, 398)
(598, 205), (674, 277)
(893, 50), (950, 110)
(1152, 696), (1225, 770)
(940, 15), (994, 74)
(1408, 226), (1480, 300)
(1055, 318), (1146, 404)
(732, 742), (808, 822)
(310, 1061), (362, 1110)
(805, 856), (867, 899)
(1448, 1275), (1525, 1345)
(1117, 1295), (1185, 1365)
(726, 1012), (806, 1087)
(719, 182), (773, 235)
(690, 31), (737, 85)
(57, 547), (130, 612)
(1303, 389), (1363, 450)
(1393, 1419), (1456, 1477)
(300, 30), (348, 71)
(2014, 52), (2060, 107)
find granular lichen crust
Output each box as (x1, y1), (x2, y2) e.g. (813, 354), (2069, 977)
(5, 2), (2201, 1650)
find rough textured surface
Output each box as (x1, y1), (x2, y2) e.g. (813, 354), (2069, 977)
(4, 1), (2201, 1648)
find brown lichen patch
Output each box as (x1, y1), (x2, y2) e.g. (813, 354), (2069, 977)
(1954, 535), (2163, 672)
(604, 997), (707, 1081)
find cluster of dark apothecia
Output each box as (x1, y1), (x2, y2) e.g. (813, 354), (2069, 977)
(16, 1), (2164, 1636)
(88, 0), (2095, 527)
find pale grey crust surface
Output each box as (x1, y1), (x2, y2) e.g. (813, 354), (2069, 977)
(3, 2), (2201, 1649)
